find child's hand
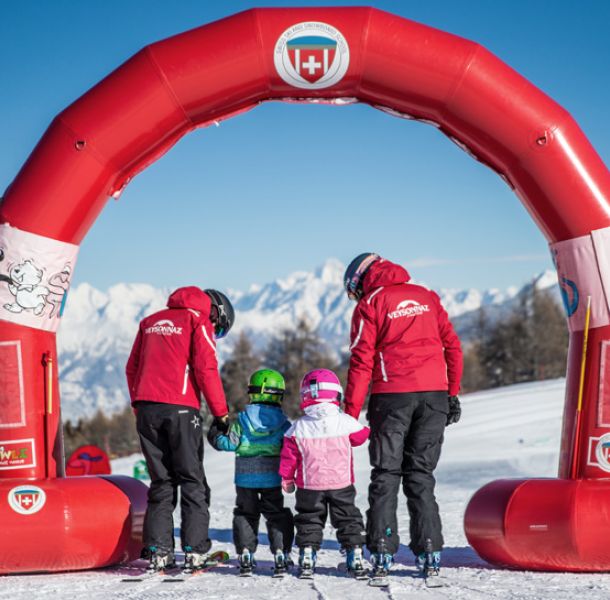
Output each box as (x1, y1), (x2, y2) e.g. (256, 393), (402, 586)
(282, 479), (296, 494)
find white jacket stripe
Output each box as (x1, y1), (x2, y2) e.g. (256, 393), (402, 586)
(350, 319), (364, 351)
(201, 325), (216, 353)
(379, 351), (388, 382)
(367, 286), (383, 304)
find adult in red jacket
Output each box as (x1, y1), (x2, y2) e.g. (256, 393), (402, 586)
(126, 286), (234, 572)
(343, 254), (463, 579)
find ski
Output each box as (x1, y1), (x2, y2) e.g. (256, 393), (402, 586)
(237, 550), (256, 577)
(368, 575), (390, 588)
(337, 561), (369, 581)
(368, 563), (391, 587)
(271, 551), (291, 578)
(121, 566), (179, 583)
(422, 573), (447, 588)
(272, 565), (287, 578)
(162, 550), (230, 582)
(368, 563), (390, 587)
(298, 567), (314, 579)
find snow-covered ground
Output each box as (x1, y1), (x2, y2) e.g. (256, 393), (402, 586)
(4, 378), (610, 599)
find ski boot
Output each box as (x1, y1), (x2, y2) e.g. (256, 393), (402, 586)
(183, 550), (210, 574)
(272, 549), (292, 578)
(415, 539), (442, 587)
(238, 549), (256, 577)
(345, 546), (367, 579)
(298, 546), (316, 579)
(145, 546), (176, 574)
(368, 552), (393, 587)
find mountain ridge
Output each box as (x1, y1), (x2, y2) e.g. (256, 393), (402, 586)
(57, 259), (559, 421)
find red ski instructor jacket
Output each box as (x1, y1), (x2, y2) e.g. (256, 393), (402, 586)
(344, 260), (463, 418)
(125, 286), (228, 417)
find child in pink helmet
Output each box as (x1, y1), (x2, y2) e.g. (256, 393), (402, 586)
(279, 368), (369, 578)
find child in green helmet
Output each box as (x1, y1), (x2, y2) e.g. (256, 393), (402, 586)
(207, 368), (294, 576)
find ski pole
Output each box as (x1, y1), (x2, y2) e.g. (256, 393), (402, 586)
(570, 295), (591, 480)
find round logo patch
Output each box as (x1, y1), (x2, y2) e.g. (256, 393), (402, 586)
(595, 433), (610, 473)
(274, 22), (350, 89)
(8, 484), (47, 515)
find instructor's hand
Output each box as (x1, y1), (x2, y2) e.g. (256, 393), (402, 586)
(447, 396), (461, 426)
(213, 414), (230, 435)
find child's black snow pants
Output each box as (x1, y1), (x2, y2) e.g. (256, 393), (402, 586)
(295, 485), (365, 550)
(136, 401), (211, 554)
(233, 486), (294, 554)
(366, 391), (448, 556)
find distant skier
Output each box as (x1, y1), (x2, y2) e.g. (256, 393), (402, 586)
(343, 254), (463, 582)
(279, 369), (370, 579)
(207, 368), (294, 577)
(126, 286), (235, 573)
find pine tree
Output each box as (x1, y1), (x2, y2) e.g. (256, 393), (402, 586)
(265, 319), (337, 418)
(220, 331), (262, 415)
(462, 308), (489, 392)
(530, 287), (568, 380)
(477, 285), (568, 389)
(461, 343), (486, 393)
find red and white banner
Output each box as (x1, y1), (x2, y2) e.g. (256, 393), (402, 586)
(550, 226), (610, 332)
(0, 223), (78, 332)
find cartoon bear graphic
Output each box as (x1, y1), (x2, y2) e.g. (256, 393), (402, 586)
(4, 259), (50, 316)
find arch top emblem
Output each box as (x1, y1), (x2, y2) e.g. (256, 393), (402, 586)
(273, 21), (351, 89)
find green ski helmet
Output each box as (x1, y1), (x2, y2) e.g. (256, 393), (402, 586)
(247, 369), (285, 405)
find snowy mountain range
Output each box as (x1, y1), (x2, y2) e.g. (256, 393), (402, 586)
(56, 259), (560, 421)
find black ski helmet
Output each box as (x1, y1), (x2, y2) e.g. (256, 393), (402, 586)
(343, 253), (380, 300)
(204, 289), (235, 339)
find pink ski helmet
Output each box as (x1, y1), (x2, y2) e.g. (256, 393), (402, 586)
(300, 369), (344, 405)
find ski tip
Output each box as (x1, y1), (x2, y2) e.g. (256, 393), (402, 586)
(424, 577), (447, 588)
(368, 577), (390, 587)
(298, 572), (314, 580)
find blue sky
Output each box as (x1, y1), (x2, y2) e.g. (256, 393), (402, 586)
(1, 1), (609, 294)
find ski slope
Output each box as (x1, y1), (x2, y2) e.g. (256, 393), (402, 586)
(4, 378), (610, 599)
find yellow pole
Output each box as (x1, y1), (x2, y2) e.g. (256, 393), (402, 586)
(46, 353), (53, 415)
(576, 296), (592, 414)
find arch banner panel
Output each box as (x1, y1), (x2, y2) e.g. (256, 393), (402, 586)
(0, 224), (78, 332)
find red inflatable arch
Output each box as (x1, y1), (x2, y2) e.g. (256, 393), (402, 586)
(1, 7), (609, 574)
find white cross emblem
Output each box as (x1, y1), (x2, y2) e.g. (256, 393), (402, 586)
(302, 55), (322, 75)
(191, 415), (201, 429)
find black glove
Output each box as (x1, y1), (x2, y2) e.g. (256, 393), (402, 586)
(213, 415), (230, 435)
(447, 395), (461, 426)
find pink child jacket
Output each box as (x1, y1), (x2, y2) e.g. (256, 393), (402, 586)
(279, 402), (370, 491)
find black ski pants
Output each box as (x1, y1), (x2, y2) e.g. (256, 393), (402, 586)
(366, 392), (448, 556)
(136, 401), (211, 554)
(233, 486), (294, 554)
(295, 485), (365, 550)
